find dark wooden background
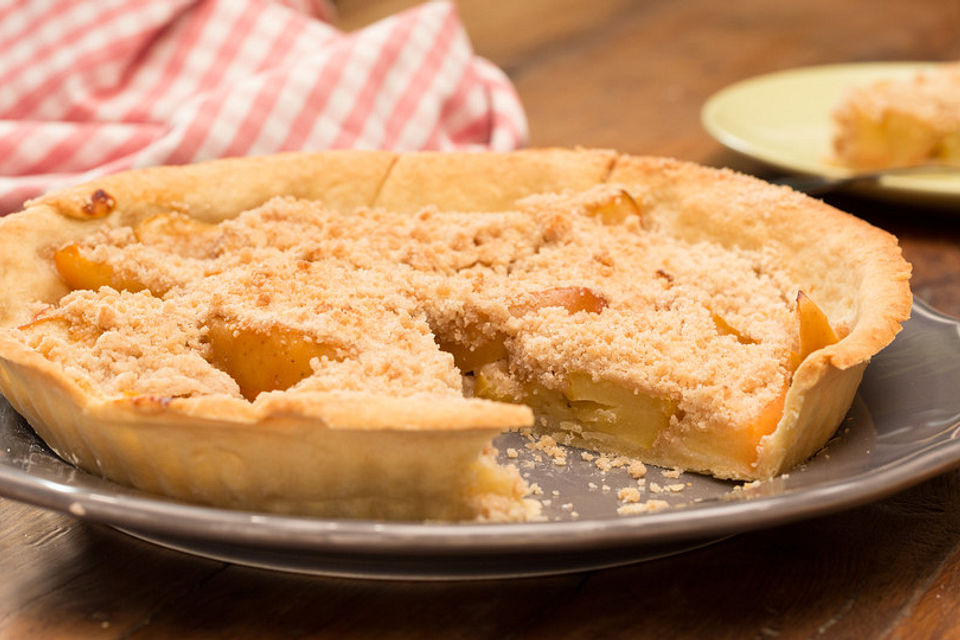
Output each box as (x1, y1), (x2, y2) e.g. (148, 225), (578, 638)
(3, 1), (960, 637)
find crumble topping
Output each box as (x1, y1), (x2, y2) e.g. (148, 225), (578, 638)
(19, 184), (802, 467)
(19, 288), (239, 398)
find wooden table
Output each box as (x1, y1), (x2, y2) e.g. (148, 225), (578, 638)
(3, 1), (960, 637)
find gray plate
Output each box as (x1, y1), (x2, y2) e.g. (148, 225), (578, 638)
(1, 298), (959, 580)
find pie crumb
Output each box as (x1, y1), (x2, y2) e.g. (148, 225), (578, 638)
(617, 499), (670, 515)
(527, 434), (567, 466)
(627, 460), (647, 479)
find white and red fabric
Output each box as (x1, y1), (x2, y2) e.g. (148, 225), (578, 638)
(0, 0), (528, 213)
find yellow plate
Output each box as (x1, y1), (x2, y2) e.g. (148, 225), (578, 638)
(701, 62), (960, 206)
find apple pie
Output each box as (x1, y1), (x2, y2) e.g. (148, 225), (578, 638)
(0, 150), (912, 521)
(833, 63), (960, 169)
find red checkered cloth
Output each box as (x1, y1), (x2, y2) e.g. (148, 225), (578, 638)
(0, 0), (528, 213)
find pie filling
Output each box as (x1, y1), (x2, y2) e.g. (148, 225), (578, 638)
(13, 184), (842, 493)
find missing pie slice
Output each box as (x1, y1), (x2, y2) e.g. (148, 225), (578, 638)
(0, 150), (912, 521)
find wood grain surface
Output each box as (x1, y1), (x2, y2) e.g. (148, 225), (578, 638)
(3, 1), (960, 638)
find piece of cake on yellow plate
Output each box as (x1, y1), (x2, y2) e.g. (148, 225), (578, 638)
(833, 63), (960, 169)
(0, 150), (912, 521)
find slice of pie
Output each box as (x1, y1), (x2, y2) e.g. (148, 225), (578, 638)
(0, 150), (912, 521)
(833, 63), (960, 169)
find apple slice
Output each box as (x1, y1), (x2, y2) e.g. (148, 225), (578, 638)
(710, 312), (757, 345)
(721, 291), (839, 461)
(204, 317), (343, 401)
(796, 290), (839, 364)
(564, 373), (676, 450)
(436, 326), (509, 374)
(585, 189), (641, 225)
(510, 286), (607, 316)
(730, 292), (838, 458)
(54, 214), (219, 294)
(438, 287), (606, 375)
(54, 244), (149, 294)
(474, 363), (676, 452)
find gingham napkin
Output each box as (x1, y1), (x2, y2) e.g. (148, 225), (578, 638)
(0, 0), (528, 213)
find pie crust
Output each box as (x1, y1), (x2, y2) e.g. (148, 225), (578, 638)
(0, 150), (912, 520)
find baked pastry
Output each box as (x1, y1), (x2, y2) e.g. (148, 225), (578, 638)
(0, 150), (912, 521)
(833, 63), (960, 169)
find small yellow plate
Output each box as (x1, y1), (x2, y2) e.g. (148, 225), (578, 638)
(701, 62), (960, 206)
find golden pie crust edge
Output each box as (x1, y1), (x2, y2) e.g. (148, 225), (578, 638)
(0, 149), (912, 517)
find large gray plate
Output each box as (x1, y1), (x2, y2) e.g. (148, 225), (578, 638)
(1, 299), (959, 580)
